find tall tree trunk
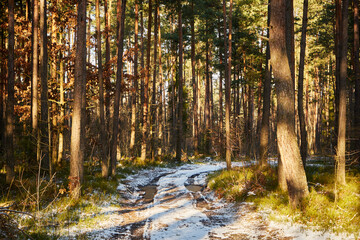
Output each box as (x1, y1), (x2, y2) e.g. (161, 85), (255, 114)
(157, 2), (164, 155)
(32, 0), (39, 155)
(335, 0), (341, 144)
(96, 0), (108, 176)
(151, 0), (159, 160)
(40, 0), (49, 173)
(298, 0), (309, 167)
(5, 0), (15, 183)
(70, 0), (87, 199)
(259, 0), (271, 167)
(270, 0), (309, 208)
(226, 0), (233, 169)
(50, 14), (58, 170)
(336, 0), (348, 186)
(130, 0), (139, 154)
(58, 31), (65, 165)
(141, 0), (152, 161)
(191, 0), (198, 155)
(222, 0), (230, 167)
(105, 0), (111, 129)
(0, 30), (5, 154)
(354, 0), (360, 154)
(205, 21), (211, 155)
(111, 0), (127, 174)
(176, 1), (183, 162)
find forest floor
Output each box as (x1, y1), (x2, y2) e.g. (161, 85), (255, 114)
(59, 159), (353, 240)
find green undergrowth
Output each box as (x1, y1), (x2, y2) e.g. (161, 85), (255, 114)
(207, 163), (360, 236)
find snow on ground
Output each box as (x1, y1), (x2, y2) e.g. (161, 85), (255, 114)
(59, 160), (354, 239)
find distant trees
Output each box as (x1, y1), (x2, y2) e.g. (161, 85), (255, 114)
(2, 0), (360, 207)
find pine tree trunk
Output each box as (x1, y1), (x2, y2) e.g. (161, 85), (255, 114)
(32, 0), (39, 156)
(226, 0), (233, 168)
(205, 21), (211, 155)
(157, 3), (164, 155)
(40, 0), (49, 173)
(70, 0), (87, 199)
(130, 0), (139, 154)
(191, 1), (198, 155)
(175, 1), (183, 162)
(141, 0), (152, 161)
(96, 0), (108, 177)
(270, 0), (309, 208)
(111, 0), (127, 174)
(298, 0), (309, 167)
(336, 0), (348, 186)
(354, 0), (360, 154)
(105, 0), (111, 130)
(259, 0), (271, 167)
(58, 31), (65, 165)
(151, 0), (159, 160)
(5, 0), (15, 183)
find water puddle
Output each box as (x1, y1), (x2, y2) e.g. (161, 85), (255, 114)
(139, 185), (157, 202)
(185, 184), (203, 192)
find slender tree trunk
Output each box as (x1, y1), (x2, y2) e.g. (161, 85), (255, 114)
(141, 0), (152, 161)
(270, 0), (309, 208)
(39, 0), (49, 173)
(58, 31), (65, 165)
(259, 0), (271, 167)
(298, 0), (309, 167)
(105, 0), (111, 130)
(354, 0), (360, 152)
(157, 3), (164, 155)
(70, 0), (87, 199)
(151, 0), (159, 160)
(226, 0), (233, 169)
(0, 30), (5, 153)
(335, 0), (341, 142)
(176, 1), (183, 162)
(191, 0), (198, 155)
(205, 21), (211, 154)
(222, 0), (230, 166)
(5, 0), (15, 183)
(32, 0), (39, 156)
(96, 0), (108, 176)
(111, 0), (127, 175)
(130, 0), (139, 154)
(336, 0), (348, 186)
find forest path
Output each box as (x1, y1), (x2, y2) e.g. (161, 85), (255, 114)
(85, 161), (342, 240)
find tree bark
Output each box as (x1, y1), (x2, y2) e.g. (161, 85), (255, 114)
(40, 0), (49, 173)
(259, 0), (271, 167)
(270, 0), (309, 208)
(70, 0), (87, 199)
(298, 0), (309, 167)
(175, 1), (183, 162)
(157, 2), (164, 155)
(105, 0), (111, 129)
(336, 0), (348, 186)
(96, 0), (108, 177)
(5, 0), (15, 183)
(130, 0), (139, 154)
(32, 0), (39, 157)
(191, 0), (198, 155)
(151, 0), (159, 160)
(111, 0), (127, 175)
(225, 0), (233, 169)
(354, 0), (360, 154)
(141, 0), (152, 161)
